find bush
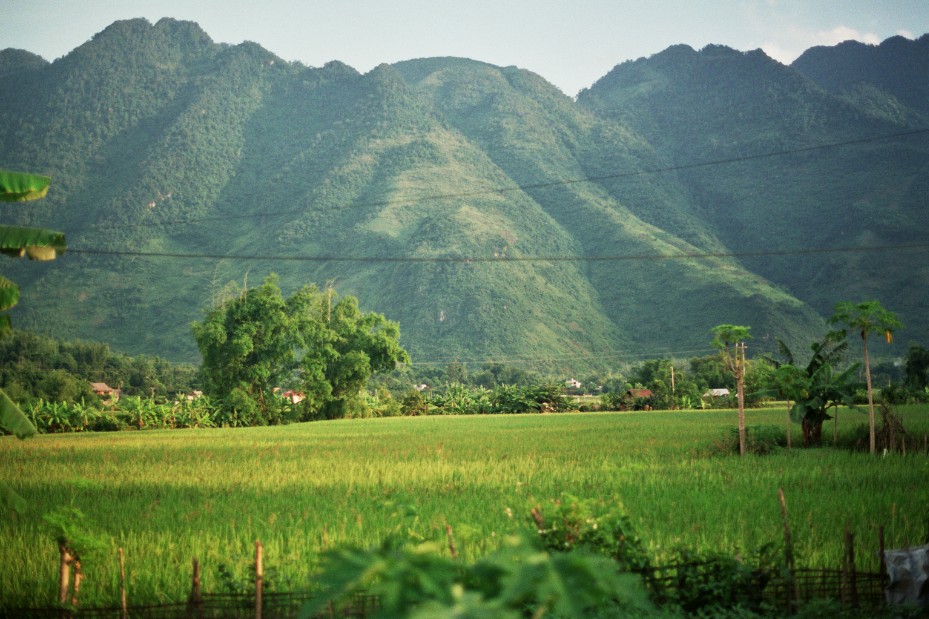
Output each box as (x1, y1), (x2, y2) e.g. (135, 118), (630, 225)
(881, 382), (910, 405)
(657, 546), (778, 615)
(714, 425), (786, 455)
(529, 494), (651, 573)
(401, 389), (429, 416)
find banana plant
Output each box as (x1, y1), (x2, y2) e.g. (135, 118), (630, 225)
(0, 170), (66, 512)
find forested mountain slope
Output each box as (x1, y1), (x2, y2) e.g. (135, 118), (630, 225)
(1, 19), (926, 369)
(577, 43), (929, 345)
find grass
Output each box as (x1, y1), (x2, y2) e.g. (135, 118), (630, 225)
(1, 405), (928, 607)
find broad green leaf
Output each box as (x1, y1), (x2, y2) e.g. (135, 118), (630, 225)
(0, 170), (50, 202)
(0, 276), (19, 311)
(0, 226), (66, 260)
(0, 387), (36, 439)
(0, 483), (27, 514)
(0, 315), (10, 337)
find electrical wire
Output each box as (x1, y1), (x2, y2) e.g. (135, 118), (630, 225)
(112, 127), (929, 228)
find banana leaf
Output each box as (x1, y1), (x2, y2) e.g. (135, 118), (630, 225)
(0, 225), (66, 260)
(0, 276), (18, 311)
(0, 483), (27, 514)
(0, 170), (50, 202)
(0, 387), (36, 439)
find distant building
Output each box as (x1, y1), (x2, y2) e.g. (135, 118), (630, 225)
(279, 390), (305, 404)
(703, 388), (731, 398)
(627, 389), (653, 399)
(90, 382), (120, 401)
(565, 379), (582, 389)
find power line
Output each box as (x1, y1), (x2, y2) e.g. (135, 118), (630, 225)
(113, 127), (929, 229)
(67, 241), (929, 263)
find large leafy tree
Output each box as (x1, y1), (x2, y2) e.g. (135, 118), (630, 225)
(0, 169), (67, 512)
(829, 301), (903, 454)
(192, 275), (409, 422)
(711, 324), (751, 456)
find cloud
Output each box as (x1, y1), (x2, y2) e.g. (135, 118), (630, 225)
(761, 24), (894, 65)
(814, 26), (881, 47)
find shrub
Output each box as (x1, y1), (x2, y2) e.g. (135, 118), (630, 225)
(714, 425), (785, 455)
(529, 494), (651, 573)
(401, 389), (429, 416)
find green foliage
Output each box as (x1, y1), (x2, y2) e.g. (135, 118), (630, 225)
(42, 505), (109, 559)
(302, 530), (654, 618)
(0, 170), (50, 202)
(767, 333), (861, 446)
(490, 382), (571, 414)
(401, 389), (430, 416)
(904, 344), (929, 391)
(529, 494), (651, 573)
(0, 330), (197, 403)
(829, 301), (904, 345)
(657, 545), (780, 615)
(193, 275), (408, 422)
(715, 425), (786, 456)
(0, 169), (64, 513)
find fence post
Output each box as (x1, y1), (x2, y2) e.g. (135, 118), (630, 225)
(117, 547), (127, 619)
(70, 558), (82, 607)
(879, 525), (887, 589)
(255, 541), (263, 619)
(58, 543), (72, 606)
(777, 488), (797, 613)
(843, 522), (858, 607)
(188, 557), (202, 612)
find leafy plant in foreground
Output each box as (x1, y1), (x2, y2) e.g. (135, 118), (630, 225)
(301, 535), (655, 618)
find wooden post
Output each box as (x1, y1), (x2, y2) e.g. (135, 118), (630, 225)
(255, 541), (263, 619)
(878, 526), (887, 588)
(844, 523), (858, 608)
(777, 488), (796, 612)
(445, 523), (458, 559)
(188, 557), (202, 607)
(70, 558), (82, 607)
(118, 548), (127, 619)
(785, 400), (791, 451)
(58, 543), (72, 605)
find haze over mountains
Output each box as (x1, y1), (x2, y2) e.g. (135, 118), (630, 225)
(1, 18), (927, 370)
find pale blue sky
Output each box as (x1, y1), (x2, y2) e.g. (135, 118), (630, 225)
(3, 0), (927, 96)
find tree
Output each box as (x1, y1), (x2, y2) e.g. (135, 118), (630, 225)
(904, 344), (929, 392)
(768, 333), (860, 447)
(829, 301), (903, 454)
(0, 169), (67, 512)
(192, 275), (409, 422)
(711, 324), (751, 456)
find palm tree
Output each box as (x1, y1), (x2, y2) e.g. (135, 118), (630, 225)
(829, 301), (903, 454)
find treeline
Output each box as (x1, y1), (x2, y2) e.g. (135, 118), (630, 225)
(0, 330), (197, 404)
(7, 326), (929, 435)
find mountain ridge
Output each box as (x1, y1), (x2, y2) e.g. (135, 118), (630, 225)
(1, 19), (926, 370)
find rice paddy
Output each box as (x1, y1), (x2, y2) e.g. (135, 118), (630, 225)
(1, 406), (928, 608)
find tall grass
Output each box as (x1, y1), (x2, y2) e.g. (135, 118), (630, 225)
(1, 406), (928, 607)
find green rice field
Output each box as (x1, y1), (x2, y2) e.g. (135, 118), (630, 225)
(2, 406), (928, 608)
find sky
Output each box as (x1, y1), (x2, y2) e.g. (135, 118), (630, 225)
(3, 0), (927, 97)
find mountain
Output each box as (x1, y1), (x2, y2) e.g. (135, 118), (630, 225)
(791, 35), (929, 121)
(1, 19), (926, 370)
(577, 42), (929, 347)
